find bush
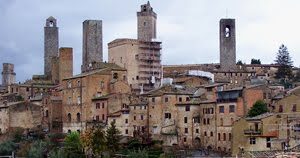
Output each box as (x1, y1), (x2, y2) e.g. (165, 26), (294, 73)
(0, 140), (17, 155)
(128, 149), (148, 158)
(27, 140), (47, 158)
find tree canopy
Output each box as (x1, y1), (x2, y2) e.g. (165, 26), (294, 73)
(106, 120), (121, 154)
(247, 100), (269, 117)
(251, 59), (261, 64)
(275, 44), (293, 79)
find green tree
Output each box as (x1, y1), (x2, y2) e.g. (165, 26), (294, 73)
(247, 100), (269, 117)
(251, 58), (261, 64)
(105, 121), (121, 154)
(275, 44), (293, 79)
(92, 126), (106, 156)
(64, 131), (84, 158)
(49, 148), (65, 158)
(27, 141), (47, 158)
(0, 141), (17, 155)
(237, 60), (243, 65)
(127, 149), (149, 158)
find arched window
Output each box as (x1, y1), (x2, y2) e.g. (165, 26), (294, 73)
(225, 25), (231, 38)
(67, 113), (71, 122)
(77, 113), (81, 122)
(223, 133), (226, 141)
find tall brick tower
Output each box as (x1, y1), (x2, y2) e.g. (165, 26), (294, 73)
(82, 20), (103, 73)
(44, 16), (59, 78)
(2, 63), (16, 86)
(220, 19), (236, 70)
(137, 1), (157, 41)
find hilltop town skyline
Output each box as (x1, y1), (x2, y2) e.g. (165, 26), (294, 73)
(1, 0), (300, 82)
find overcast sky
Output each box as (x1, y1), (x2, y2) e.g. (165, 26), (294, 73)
(1, 0), (300, 82)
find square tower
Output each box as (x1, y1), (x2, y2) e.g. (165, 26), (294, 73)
(2, 63), (16, 86)
(220, 19), (236, 71)
(44, 16), (59, 78)
(137, 1), (157, 41)
(82, 20), (103, 73)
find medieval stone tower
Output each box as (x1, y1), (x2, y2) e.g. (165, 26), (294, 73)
(2, 63), (16, 86)
(44, 16), (59, 77)
(81, 20), (103, 73)
(220, 18), (236, 70)
(137, 1), (157, 41)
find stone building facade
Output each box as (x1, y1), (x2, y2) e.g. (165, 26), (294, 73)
(82, 20), (103, 73)
(51, 47), (73, 84)
(61, 63), (129, 133)
(1, 63), (16, 86)
(109, 2), (162, 93)
(44, 16), (59, 78)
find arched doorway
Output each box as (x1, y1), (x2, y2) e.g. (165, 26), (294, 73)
(194, 137), (201, 148)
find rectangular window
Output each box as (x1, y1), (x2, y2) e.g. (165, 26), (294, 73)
(165, 97), (168, 103)
(125, 129), (128, 134)
(223, 133), (226, 141)
(141, 115), (144, 120)
(102, 103), (105, 109)
(100, 81), (104, 89)
(125, 119), (128, 124)
(207, 118), (210, 125)
(185, 128), (188, 134)
(292, 104), (297, 112)
(96, 115), (99, 121)
(219, 106), (225, 113)
(185, 105), (190, 111)
(134, 116), (136, 120)
(165, 113), (171, 119)
(184, 117), (188, 123)
(218, 133), (221, 141)
(250, 137), (256, 144)
(102, 114), (105, 120)
(229, 133), (232, 141)
(68, 97), (71, 105)
(179, 97), (182, 102)
(77, 96), (81, 104)
(229, 105), (235, 113)
(96, 103), (100, 109)
(152, 98), (155, 103)
(196, 129), (199, 133)
(266, 137), (271, 148)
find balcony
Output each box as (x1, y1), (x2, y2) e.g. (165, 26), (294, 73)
(244, 129), (262, 135)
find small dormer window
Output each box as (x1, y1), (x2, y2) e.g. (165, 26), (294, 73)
(143, 6), (147, 11)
